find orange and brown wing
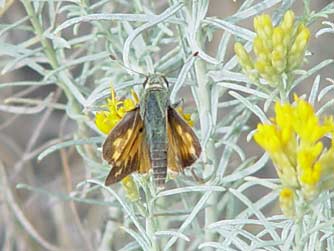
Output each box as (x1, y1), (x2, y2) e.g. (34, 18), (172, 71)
(102, 107), (150, 185)
(167, 107), (202, 172)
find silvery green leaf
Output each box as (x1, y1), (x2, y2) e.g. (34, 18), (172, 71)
(38, 137), (104, 161)
(308, 75), (320, 105)
(204, 17), (256, 42)
(122, 2), (184, 68)
(155, 231), (190, 242)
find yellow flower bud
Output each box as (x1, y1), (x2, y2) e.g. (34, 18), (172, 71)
(262, 15), (273, 37)
(300, 162), (321, 201)
(254, 124), (282, 153)
(272, 49), (286, 73)
(292, 98), (328, 144)
(272, 154), (299, 188)
(300, 142), (323, 163)
(279, 187), (295, 218)
(307, 162), (321, 185)
(287, 24), (310, 71)
(280, 10), (295, 32)
(121, 176), (140, 202)
(234, 42), (258, 82)
(254, 59), (267, 74)
(254, 14), (273, 39)
(234, 42), (253, 66)
(272, 27), (284, 47)
(253, 15), (261, 34)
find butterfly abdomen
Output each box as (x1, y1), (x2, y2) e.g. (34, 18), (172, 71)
(142, 87), (169, 189)
(150, 141), (167, 188)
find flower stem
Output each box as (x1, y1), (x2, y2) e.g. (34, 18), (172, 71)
(21, 0), (84, 108)
(195, 59), (218, 251)
(295, 217), (304, 251)
(295, 200), (306, 251)
(145, 184), (159, 251)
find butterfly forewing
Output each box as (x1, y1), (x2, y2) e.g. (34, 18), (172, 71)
(102, 107), (150, 185)
(167, 106), (202, 172)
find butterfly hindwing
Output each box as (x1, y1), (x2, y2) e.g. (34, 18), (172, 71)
(102, 107), (150, 185)
(167, 106), (201, 172)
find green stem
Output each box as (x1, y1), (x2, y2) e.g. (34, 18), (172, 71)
(144, 184), (159, 251)
(295, 217), (303, 251)
(295, 197), (306, 251)
(146, 214), (159, 251)
(195, 59), (217, 251)
(21, 1), (58, 68)
(21, 0), (83, 111)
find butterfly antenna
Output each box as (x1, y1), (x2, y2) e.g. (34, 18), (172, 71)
(109, 55), (146, 77)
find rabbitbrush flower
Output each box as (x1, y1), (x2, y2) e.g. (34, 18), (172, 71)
(95, 87), (139, 134)
(234, 10), (310, 87)
(254, 96), (334, 218)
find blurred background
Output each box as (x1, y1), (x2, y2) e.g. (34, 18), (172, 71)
(0, 0), (332, 250)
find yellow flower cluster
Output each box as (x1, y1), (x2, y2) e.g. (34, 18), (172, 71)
(234, 10), (310, 86)
(254, 96), (334, 218)
(95, 88), (139, 135)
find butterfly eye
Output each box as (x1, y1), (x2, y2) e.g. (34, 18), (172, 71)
(139, 127), (143, 133)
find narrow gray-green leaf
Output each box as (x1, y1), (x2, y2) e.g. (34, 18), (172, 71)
(163, 192), (212, 250)
(170, 53), (197, 103)
(157, 186), (225, 198)
(0, 81), (54, 89)
(222, 153), (268, 183)
(38, 137), (103, 161)
(204, 17), (256, 41)
(155, 231), (190, 242)
(318, 78), (334, 101)
(55, 14), (154, 33)
(291, 59), (333, 91)
(229, 91), (269, 123)
(308, 75), (320, 105)
(217, 82), (269, 99)
(86, 179), (150, 245)
(226, 0), (281, 22)
(123, 2), (184, 68)
(121, 227), (151, 251)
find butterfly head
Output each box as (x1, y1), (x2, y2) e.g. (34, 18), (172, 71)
(143, 74), (169, 90)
